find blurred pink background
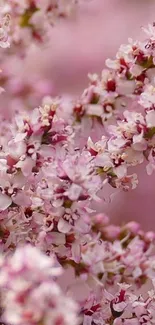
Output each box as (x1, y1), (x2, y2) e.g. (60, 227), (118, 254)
(5, 0), (155, 229)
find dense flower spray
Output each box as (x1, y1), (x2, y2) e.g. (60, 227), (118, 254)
(0, 245), (78, 325)
(1, 2), (155, 325)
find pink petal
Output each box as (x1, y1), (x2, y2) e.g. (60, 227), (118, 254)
(71, 242), (81, 263)
(13, 192), (31, 207)
(58, 218), (72, 233)
(16, 157), (35, 177)
(67, 184), (82, 201)
(0, 193), (12, 211)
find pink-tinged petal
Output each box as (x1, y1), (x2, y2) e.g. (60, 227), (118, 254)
(86, 104), (103, 116)
(15, 157), (35, 177)
(146, 162), (154, 175)
(113, 301), (127, 312)
(75, 218), (90, 234)
(13, 173), (27, 188)
(116, 79), (135, 95)
(146, 110), (155, 127)
(71, 242), (81, 263)
(130, 64), (143, 77)
(58, 218), (72, 233)
(106, 58), (119, 70)
(132, 133), (147, 151)
(14, 133), (27, 142)
(108, 137), (127, 152)
(0, 41), (10, 48)
(66, 184), (82, 201)
(124, 148), (144, 165)
(114, 165), (127, 178)
(0, 193), (12, 211)
(0, 160), (7, 172)
(13, 192), (31, 207)
(95, 153), (113, 168)
(8, 139), (26, 159)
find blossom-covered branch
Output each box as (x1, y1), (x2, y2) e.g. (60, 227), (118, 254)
(72, 24), (155, 124)
(0, 2), (155, 325)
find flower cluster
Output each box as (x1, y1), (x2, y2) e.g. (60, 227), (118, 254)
(0, 0), (86, 113)
(2, 0), (83, 53)
(0, 245), (78, 325)
(83, 281), (155, 325)
(1, 219), (155, 325)
(71, 23), (155, 124)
